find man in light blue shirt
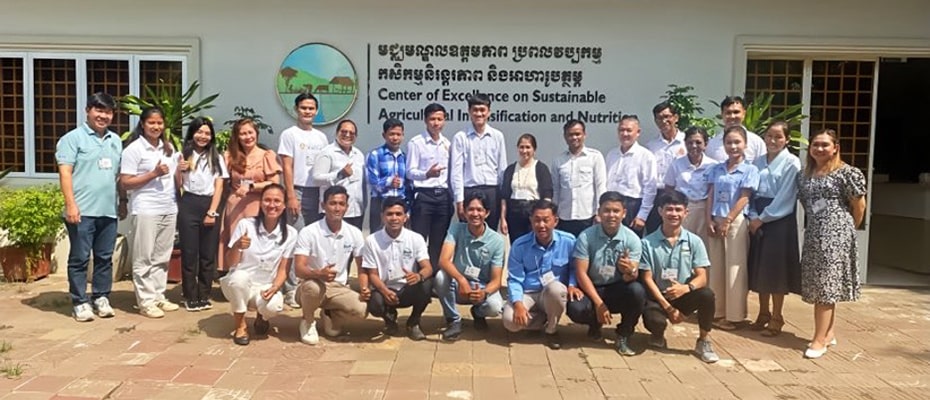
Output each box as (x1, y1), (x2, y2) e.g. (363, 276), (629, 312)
(640, 190), (719, 363)
(55, 92), (125, 322)
(502, 200), (577, 349)
(568, 191), (647, 356)
(435, 191), (505, 341)
(449, 93), (507, 230)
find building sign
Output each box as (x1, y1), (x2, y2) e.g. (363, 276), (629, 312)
(368, 43), (621, 125)
(276, 43), (358, 125)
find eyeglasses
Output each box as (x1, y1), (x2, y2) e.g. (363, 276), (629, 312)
(654, 113), (676, 121)
(338, 129), (357, 136)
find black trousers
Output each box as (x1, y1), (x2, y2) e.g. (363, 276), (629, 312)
(410, 188), (453, 274)
(505, 199), (534, 244)
(368, 280), (433, 326)
(296, 186), (323, 226)
(177, 193), (219, 302)
(619, 195), (644, 237)
(557, 217), (594, 237)
(463, 185), (500, 231)
(369, 196), (384, 233)
(567, 279), (646, 337)
(643, 287), (715, 335)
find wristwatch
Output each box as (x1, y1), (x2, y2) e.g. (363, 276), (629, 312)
(687, 283), (695, 292)
(206, 210), (220, 217)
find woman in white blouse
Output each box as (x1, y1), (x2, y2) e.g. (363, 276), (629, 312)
(221, 183), (297, 345)
(175, 117), (228, 312)
(499, 133), (553, 244)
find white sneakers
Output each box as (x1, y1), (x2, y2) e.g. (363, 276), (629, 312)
(93, 297), (115, 318)
(319, 311), (341, 337)
(155, 300), (180, 312)
(74, 298), (116, 322)
(300, 319), (320, 345)
(73, 303), (94, 322)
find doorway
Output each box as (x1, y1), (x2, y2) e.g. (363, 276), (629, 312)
(868, 57), (930, 286)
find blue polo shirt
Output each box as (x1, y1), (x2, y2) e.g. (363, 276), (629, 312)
(55, 123), (122, 218)
(705, 161), (759, 218)
(639, 228), (711, 292)
(507, 230), (576, 303)
(443, 222), (505, 284)
(573, 224), (642, 286)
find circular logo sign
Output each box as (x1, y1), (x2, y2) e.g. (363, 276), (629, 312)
(276, 43), (358, 125)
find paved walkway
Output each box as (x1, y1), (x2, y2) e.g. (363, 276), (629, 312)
(0, 275), (928, 399)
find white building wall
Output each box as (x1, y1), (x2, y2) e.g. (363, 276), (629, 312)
(2, 0), (929, 166)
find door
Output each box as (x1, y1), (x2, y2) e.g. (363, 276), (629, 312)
(745, 58), (876, 282)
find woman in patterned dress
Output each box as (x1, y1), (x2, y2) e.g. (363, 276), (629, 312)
(796, 128), (866, 359)
(219, 119), (282, 271)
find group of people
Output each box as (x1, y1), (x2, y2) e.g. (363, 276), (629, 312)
(56, 90), (865, 362)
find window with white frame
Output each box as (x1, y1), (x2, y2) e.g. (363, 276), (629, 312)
(0, 53), (187, 176)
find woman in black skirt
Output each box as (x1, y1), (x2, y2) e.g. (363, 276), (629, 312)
(499, 133), (553, 243)
(747, 121), (802, 336)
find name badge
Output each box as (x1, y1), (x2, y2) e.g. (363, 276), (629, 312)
(661, 268), (678, 281)
(240, 178), (254, 188)
(97, 158), (112, 170)
(810, 199), (828, 215)
(305, 154), (315, 167)
(541, 271), (556, 286)
(598, 265), (615, 280)
(464, 266), (481, 279)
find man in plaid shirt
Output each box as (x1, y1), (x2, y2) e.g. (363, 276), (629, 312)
(366, 118), (409, 232)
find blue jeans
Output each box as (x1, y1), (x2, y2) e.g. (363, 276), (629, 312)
(65, 216), (118, 305)
(434, 269), (503, 322)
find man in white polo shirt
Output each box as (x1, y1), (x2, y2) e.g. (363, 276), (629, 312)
(294, 185), (368, 345)
(278, 92), (329, 309)
(361, 197), (433, 341)
(705, 96), (766, 163)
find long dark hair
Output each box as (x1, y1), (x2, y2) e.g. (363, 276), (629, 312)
(254, 183), (289, 245)
(130, 107), (173, 156)
(182, 117), (221, 175)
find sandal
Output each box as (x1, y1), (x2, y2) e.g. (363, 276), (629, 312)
(749, 313), (772, 331)
(714, 319), (738, 331)
(254, 314), (270, 335)
(233, 335), (250, 346)
(762, 317), (784, 337)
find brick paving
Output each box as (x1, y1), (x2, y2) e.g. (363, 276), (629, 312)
(0, 275), (928, 399)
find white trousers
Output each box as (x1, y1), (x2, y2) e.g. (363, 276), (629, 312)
(706, 213), (749, 322)
(131, 213), (177, 308)
(220, 269), (283, 318)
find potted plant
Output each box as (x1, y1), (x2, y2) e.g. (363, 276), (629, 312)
(119, 80), (220, 151)
(0, 184), (65, 281)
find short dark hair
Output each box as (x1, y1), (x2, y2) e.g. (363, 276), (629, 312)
(381, 196), (407, 212)
(652, 101), (678, 117)
(467, 93), (491, 108)
(563, 119), (585, 133)
(517, 133), (537, 150)
(684, 126), (709, 144)
(530, 199), (558, 216)
(655, 190), (689, 209)
(382, 118), (404, 133)
(620, 114), (639, 123)
(423, 103), (446, 119)
(323, 185), (349, 203)
(464, 191), (490, 211)
(87, 92), (116, 110)
(598, 191), (626, 208)
(335, 119), (357, 134)
(295, 92), (319, 108)
(720, 95), (745, 111)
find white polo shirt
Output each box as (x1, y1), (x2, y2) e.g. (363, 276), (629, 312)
(605, 142), (658, 220)
(180, 151), (229, 196)
(120, 138), (179, 215)
(277, 125), (328, 188)
(664, 154), (719, 202)
(310, 143), (366, 218)
(294, 219), (364, 285)
(228, 217), (298, 286)
(361, 228), (429, 290)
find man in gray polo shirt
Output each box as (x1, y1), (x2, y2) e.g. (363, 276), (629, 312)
(55, 92), (125, 322)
